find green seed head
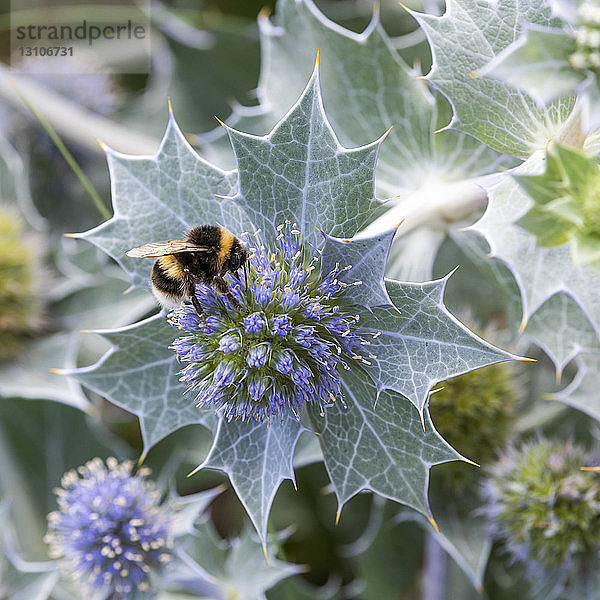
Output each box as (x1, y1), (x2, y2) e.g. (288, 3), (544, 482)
(430, 363), (517, 490)
(0, 207), (42, 359)
(485, 439), (600, 575)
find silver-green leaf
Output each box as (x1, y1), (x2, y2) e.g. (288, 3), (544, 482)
(308, 368), (462, 520)
(224, 63), (381, 248)
(413, 0), (575, 157)
(320, 228), (397, 308)
(195, 417), (304, 549)
(79, 116), (247, 290)
(359, 278), (516, 413)
(71, 316), (216, 454)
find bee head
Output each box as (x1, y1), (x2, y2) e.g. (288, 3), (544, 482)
(225, 238), (250, 273)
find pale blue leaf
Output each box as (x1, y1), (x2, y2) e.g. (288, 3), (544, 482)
(226, 64), (380, 248)
(526, 293), (600, 375)
(482, 27), (581, 105)
(359, 278), (516, 413)
(71, 315), (216, 454)
(309, 368), (462, 518)
(79, 115), (248, 290)
(320, 228), (397, 308)
(197, 418), (304, 548)
(413, 0), (575, 157)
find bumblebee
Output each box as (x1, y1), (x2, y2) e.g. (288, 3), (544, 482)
(126, 225), (249, 316)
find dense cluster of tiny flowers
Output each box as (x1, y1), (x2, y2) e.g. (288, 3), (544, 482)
(169, 223), (374, 422)
(429, 362), (517, 491)
(45, 458), (172, 598)
(484, 440), (600, 577)
(570, 0), (600, 74)
(0, 206), (41, 360)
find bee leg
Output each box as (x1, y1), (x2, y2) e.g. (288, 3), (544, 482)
(214, 276), (241, 309)
(190, 295), (207, 320)
(243, 262), (249, 290)
(184, 277), (210, 329)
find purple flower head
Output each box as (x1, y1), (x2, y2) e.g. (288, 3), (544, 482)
(281, 289), (301, 309)
(168, 223), (372, 423)
(272, 314), (293, 337)
(304, 301), (325, 320)
(213, 361), (237, 387)
(247, 343), (271, 368)
(288, 266), (308, 287)
(45, 458), (172, 599)
(244, 312), (267, 333)
(247, 376), (270, 401)
(274, 350), (295, 374)
(319, 276), (341, 296)
(255, 284), (273, 306)
(219, 334), (240, 354)
(295, 326), (316, 348)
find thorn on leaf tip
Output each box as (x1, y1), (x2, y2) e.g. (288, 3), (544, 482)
(517, 356), (537, 363)
(258, 5), (272, 19)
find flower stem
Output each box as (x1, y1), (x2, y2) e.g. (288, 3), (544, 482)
(360, 179), (489, 239)
(10, 80), (111, 220)
(422, 532), (448, 600)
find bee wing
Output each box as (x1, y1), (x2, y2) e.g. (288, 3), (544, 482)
(126, 239), (210, 258)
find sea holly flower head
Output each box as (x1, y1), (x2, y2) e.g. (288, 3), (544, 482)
(0, 206), (42, 360)
(484, 439), (600, 579)
(45, 457), (173, 598)
(169, 223), (368, 423)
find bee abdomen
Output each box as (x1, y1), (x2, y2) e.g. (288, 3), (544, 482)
(151, 259), (184, 310)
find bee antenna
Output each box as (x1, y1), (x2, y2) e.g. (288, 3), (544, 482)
(244, 262), (249, 290)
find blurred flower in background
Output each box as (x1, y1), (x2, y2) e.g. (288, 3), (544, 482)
(45, 457), (173, 597)
(0, 205), (43, 360)
(485, 439), (600, 593)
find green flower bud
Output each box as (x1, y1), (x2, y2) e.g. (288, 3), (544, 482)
(570, 1), (600, 76)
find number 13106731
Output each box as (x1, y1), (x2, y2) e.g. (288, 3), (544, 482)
(18, 46), (73, 57)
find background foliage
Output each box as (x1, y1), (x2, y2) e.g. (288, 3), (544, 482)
(1, 0), (599, 599)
